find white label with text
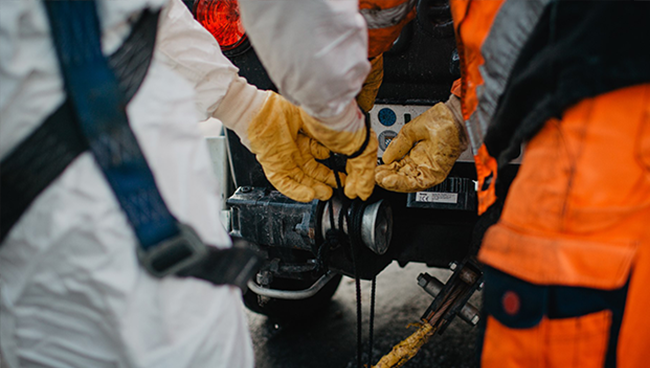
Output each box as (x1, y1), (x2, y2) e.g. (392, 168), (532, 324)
(415, 192), (458, 204)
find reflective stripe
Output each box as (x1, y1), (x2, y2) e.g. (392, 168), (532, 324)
(463, 0), (550, 154)
(466, 110), (483, 155)
(475, 144), (497, 214)
(360, 0), (416, 29)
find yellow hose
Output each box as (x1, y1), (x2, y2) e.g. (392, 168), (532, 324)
(373, 322), (437, 368)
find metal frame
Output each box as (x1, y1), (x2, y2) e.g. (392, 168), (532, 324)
(247, 271), (337, 300)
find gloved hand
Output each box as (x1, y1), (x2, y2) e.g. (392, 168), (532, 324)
(214, 76), (376, 202)
(375, 97), (468, 192)
(299, 100), (378, 201)
(356, 54), (384, 113)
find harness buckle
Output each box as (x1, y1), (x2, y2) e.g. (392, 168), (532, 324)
(137, 223), (208, 278)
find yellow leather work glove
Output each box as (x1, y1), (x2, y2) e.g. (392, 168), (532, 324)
(214, 77), (340, 202)
(296, 133), (346, 188)
(356, 54), (384, 113)
(375, 98), (467, 192)
(299, 101), (378, 201)
(248, 93), (348, 202)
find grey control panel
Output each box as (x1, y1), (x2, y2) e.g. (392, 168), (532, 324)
(368, 104), (474, 162)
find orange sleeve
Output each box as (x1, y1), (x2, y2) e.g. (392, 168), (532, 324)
(451, 78), (462, 98)
(362, 0), (417, 58)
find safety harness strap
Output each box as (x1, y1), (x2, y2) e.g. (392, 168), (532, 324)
(0, 9), (159, 244)
(1, 1), (262, 287)
(346, 115), (372, 160)
(45, 0), (182, 251)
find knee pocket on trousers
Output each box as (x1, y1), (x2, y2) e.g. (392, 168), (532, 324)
(482, 268), (616, 368)
(483, 266), (547, 329)
(482, 311), (612, 368)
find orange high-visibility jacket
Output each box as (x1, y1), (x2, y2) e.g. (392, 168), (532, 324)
(450, 1), (650, 366)
(451, 0), (650, 215)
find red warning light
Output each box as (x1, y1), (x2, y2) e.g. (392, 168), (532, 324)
(194, 0), (247, 51)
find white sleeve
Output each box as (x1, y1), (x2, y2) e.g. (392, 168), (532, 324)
(155, 0), (239, 121)
(238, 0), (370, 119)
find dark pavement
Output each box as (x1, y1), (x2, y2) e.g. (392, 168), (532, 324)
(246, 263), (483, 368)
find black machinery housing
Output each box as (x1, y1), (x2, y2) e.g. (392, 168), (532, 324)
(223, 0), (479, 281)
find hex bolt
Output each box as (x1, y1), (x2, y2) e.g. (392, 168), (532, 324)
(459, 267), (478, 284)
(418, 273), (443, 298)
(256, 270), (273, 287)
(417, 273), (429, 288)
(458, 300), (481, 326)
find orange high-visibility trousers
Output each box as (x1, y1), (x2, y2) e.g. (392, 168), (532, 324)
(478, 84), (650, 367)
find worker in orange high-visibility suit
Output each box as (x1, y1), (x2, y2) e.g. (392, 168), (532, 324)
(376, 1), (650, 366)
(355, 0), (417, 113)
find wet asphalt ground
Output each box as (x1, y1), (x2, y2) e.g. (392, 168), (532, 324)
(246, 262), (483, 368)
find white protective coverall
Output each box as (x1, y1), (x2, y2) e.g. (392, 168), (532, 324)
(0, 0), (251, 367)
(238, 0), (370, 128)
(0, 0), (369, 366)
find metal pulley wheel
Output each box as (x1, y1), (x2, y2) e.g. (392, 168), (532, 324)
(320, 198), (393, 255)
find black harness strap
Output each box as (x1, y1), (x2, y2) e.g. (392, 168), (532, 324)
(347, 114), (372, 160)
(317, 111), (377, 367)
(323, 164), (377, 368)
(0, 10), (159, 244)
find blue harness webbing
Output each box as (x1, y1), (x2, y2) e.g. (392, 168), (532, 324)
(0, 9), (160, 245)
(42, 0), (210, 277)
(1, 1), (261, 288)
(44, 1), (178, 249)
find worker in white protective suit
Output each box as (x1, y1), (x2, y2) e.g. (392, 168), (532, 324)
(0, 0), (374, 367)
(163, 0), (378, 203)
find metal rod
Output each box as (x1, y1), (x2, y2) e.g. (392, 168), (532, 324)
(246, 271), (336, 300)
(418, 272), (480, 326)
